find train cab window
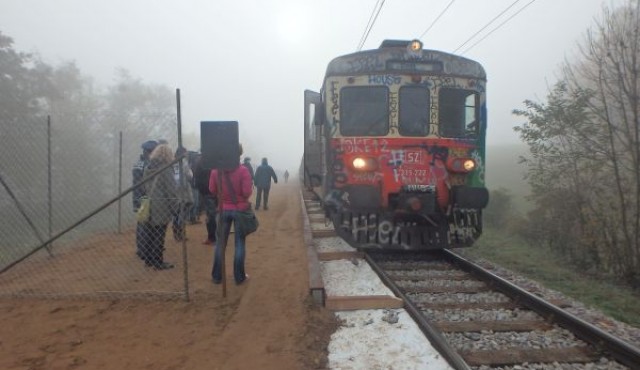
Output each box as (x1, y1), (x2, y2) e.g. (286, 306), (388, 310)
(439, 88), (479, 139)
(399, 86), (430, 136)
(340, 86), (389, 136)
(307, 104), (317, 141)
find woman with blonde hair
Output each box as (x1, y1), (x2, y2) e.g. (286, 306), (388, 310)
(141, 143), (178, 270)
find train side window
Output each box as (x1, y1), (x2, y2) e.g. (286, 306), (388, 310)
(439, 88), (478, 139)
(399, 86), (430, 136)
(308, 104), (316, 141)
(340, 86), (389, 136)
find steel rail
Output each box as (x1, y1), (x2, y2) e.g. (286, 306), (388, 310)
(444, 249), (640, 369)
(364, 251), (471, 370)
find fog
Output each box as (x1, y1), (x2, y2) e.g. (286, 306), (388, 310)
(0, 0), (623, 173)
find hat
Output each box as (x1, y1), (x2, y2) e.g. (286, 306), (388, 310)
(141, 140), (158, 152)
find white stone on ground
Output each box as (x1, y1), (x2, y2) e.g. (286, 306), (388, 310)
(322, 253), (453, 370)
(310, 221), (335, 232)
(315, 237), (356, 253)
(311, 215), (453, 369)
(329, 309), (452, 370)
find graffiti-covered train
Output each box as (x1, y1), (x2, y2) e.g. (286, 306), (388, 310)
(303, 40), (489, 250)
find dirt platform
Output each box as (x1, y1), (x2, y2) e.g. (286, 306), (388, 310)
(0, 180), (339, 370)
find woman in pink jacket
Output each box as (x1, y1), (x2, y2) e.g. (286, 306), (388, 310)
(208, 144), (253, 285)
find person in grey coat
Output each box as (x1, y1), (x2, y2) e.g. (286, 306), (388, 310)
(253, 157), (278, 210)
(141, 143), (179, 270)
(133, 140), (157, 260)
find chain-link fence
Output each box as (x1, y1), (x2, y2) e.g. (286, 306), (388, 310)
(0, 107), (195, 300)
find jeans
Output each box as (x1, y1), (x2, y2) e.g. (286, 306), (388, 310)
(255, 186), (270, 209)
(189, 188), (200, 222)
(204, 194), (217, 242)
(211, 210), (247, 284)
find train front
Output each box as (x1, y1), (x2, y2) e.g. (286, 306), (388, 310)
(306, 40), (489, 250)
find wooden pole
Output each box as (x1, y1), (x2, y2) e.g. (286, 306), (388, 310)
(217, 172), (227, 297)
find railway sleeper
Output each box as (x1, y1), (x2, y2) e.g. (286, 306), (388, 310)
(459, 346), (601, 367)
(434, 319), (553, 332)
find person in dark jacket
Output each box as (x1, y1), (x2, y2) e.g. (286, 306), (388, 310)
(193, 155), (217, 245)
(243, 157), (254, 184)
(253, 157), (278, 210)
(133, 140), (157, 259)
(187, 151), (202, 224)
(172, 146), (193, 241)
(141, 143), (178, 270)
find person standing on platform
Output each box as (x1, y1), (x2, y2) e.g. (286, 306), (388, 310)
(141, 143), (178, 270)
(253, 157), (277, 210)
(133, 140), (157, 260)
(242, 157), (254, 185)
(194, 155), (217, 245)
(172, 146), (193, 241)
(209, 144), (253, 285)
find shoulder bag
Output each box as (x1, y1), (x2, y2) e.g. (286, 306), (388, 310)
(136, 174), (159, 223)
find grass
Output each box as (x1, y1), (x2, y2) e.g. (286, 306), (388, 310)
(464, 228), (640, 328)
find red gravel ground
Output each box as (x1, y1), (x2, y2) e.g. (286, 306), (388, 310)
(0, 180), (339, 370)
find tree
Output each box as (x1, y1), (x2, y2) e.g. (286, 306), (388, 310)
(514, 1), (640, 284)
(484, 188), (513, 229)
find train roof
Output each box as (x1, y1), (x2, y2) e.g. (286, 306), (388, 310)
(325, 40), (486, 80)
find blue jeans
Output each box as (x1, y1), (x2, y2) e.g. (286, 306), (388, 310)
(189, 189), (200, 222)
(211, 210), (247, 284)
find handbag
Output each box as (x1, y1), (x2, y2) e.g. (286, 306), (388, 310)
(136, 197), (151, 223)
(136, 175), (159, 223)
(236, 208), (259, 235)
(223, 172), (259, 235)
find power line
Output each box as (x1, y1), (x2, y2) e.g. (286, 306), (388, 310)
(418, 0), (456, 40)
(357, 0), (381, 51)
(357, 0), (386, 51)
(460, 0), (537, 55)
(452, 0), (523, 54)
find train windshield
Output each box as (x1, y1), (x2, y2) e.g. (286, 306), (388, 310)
(439, 88), (479, 139)
(399, 86), (430, 136)
(340, 86), (389, 136)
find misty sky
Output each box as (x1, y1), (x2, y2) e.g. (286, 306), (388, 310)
(0, 0), (625, 173)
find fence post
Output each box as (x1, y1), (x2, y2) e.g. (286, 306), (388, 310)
(176, 88), (190, 302)
(47, 115), (52, 249)
(118, 131), (123, 233)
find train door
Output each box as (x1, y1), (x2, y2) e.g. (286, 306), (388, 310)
(303, 90), (325, 194)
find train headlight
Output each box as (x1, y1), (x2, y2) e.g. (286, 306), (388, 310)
(447, 158), (476, 173)
(409, 39), (423, 52)
(351, 157), (378, 172)
(463, 159), (475, 171)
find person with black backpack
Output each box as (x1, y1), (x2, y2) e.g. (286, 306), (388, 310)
(193, 155), (217, 245)
(187, 151), (202, 224)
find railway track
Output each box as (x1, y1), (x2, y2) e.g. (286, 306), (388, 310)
(366, 250), (640, 369)
(302, 190), (640, 369)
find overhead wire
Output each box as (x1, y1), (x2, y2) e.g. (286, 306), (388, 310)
(356, 0), (381, 51)
(452, 0), (523, 54)
(459, 0), (537, 55)
(418, 0), (456, 40)
(357, 0), (386, 51)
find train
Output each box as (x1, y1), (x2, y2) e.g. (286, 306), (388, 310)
(302, 39), (489, 250)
